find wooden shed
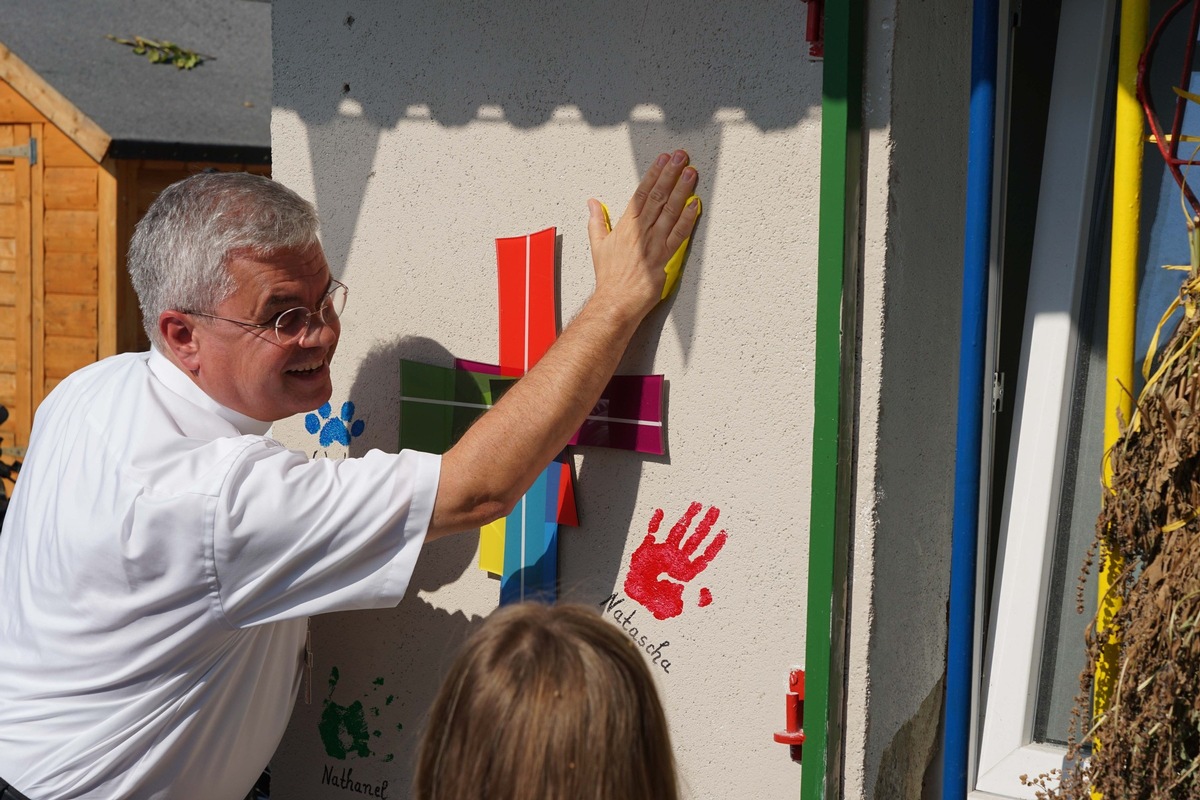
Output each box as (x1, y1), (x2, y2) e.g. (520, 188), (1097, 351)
(0, 0), (271, 467)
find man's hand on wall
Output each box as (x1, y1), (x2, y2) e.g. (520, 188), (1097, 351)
(586, 150), (700, 322)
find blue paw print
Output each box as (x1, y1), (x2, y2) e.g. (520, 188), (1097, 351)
(306, 402), (365, 447)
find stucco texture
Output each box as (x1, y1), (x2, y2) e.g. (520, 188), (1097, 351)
(268, 2), (821, 799)
(844, 1), (970, 799)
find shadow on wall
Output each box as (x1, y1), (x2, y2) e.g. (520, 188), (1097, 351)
(289, 334), (655, 792)
(277, 1), (812, 133)
(337, 333), (654, 606)
(272, 4), (820, 792)
(862, 0), (969, 796)
(288, 337), (485, 794)
(272, 0), (820, 364)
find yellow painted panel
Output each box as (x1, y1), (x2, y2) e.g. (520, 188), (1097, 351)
(479, 519), (506, 574)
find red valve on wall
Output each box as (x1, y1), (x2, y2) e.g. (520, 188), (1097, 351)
(801, 0), (824, 60)
(774, 669), (805, 763)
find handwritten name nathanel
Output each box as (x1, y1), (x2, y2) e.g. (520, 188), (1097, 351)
(321, 764), (389, 798)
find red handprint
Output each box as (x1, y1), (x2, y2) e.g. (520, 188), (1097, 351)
(623, 502), (728, 620)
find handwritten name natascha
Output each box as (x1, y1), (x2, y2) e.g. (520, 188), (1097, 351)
(598, 593), (672, 673)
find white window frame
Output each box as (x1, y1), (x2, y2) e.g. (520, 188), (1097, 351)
(970, 1), (1116, 797)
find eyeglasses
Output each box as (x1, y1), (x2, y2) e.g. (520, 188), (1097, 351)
(182, 279), (348, 345)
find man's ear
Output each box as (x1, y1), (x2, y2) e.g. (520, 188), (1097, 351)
(160, 311), (201, 371)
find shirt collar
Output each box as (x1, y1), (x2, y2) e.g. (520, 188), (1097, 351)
(148, 347), (273, 436)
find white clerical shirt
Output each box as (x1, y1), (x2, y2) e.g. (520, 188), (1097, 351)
(0, 348), (440, 799)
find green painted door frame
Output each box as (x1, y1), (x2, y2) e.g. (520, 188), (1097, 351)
(802, 1), (864, 798)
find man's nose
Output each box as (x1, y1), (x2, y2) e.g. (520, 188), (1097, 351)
(297, 314), (337, 348)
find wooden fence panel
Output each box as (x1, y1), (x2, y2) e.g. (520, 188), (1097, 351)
(43, 293), (97, 337)
(44, 335), (95, 379)
(44, 209), (97, 253)
(44, 167), (97, 210)
(44, 251), (97, 294)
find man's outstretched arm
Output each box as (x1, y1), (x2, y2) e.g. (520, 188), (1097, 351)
(427, 150), (700, 540)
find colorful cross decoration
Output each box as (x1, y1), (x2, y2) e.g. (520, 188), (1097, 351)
(398, 227), (666, 604)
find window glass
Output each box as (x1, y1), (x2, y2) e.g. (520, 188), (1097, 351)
(1033, 249), (1104, 745)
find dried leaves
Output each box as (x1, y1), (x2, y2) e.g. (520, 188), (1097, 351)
(1051, 247), (1200, 799)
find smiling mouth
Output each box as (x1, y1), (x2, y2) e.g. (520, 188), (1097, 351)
(286, 360), (327, 376)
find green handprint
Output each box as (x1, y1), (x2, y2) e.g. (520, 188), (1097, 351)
(318, 668), (403, 761)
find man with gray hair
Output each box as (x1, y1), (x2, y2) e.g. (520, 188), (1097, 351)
(0, 151), (700, 799)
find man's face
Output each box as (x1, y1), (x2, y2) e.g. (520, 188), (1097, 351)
(190, 242), (340, 422)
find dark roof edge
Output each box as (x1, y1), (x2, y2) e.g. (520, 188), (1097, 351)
(108, 140), (271, 165)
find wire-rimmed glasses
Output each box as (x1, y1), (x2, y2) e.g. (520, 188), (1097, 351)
(182, 279), (348, 345)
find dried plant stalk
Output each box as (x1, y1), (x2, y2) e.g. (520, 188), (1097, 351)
(1042, 224), (1200, 800)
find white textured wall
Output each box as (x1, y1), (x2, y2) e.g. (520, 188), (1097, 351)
(268, 3), (822, 798)
(846, 1), (971, 799)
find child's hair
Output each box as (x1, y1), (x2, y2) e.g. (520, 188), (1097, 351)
(413, 602), (679, 800)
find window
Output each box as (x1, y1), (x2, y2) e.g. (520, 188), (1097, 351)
(971, 0), (1113, 796)
(973, 0), (1195, 796)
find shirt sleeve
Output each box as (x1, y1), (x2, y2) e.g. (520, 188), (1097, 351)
(209, 442), (441, 627)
